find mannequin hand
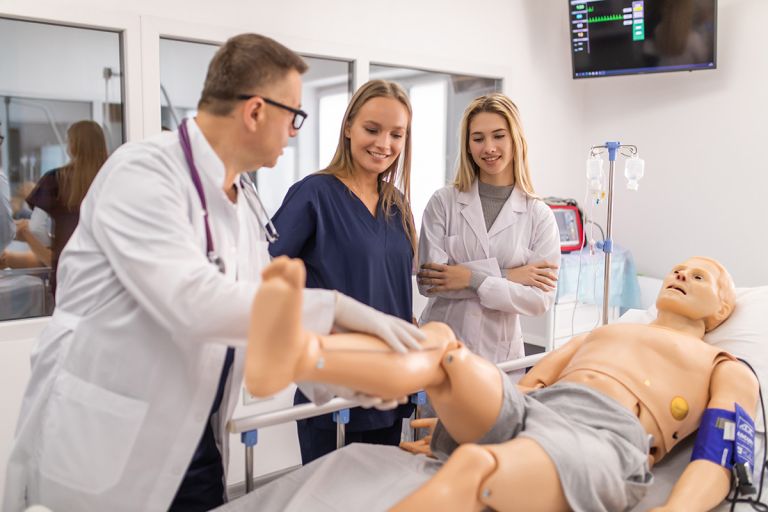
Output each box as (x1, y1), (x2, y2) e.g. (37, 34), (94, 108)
(399, 437), (434, 457)
(504, 261), (558, 291)
(411, 417), (437, 434)
(399, 418), (438, 457)
(334, 292), (425, 353)
(418, 263), (471, 293)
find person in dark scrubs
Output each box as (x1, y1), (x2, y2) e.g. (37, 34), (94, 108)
(269, 79), (418, 464)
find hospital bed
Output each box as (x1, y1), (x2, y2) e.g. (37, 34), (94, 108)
(220, 283), (768, 511)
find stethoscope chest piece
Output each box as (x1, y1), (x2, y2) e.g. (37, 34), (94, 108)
(208, 251), (226, 274)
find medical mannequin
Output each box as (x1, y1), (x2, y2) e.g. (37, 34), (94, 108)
(246, 256), (759, 511)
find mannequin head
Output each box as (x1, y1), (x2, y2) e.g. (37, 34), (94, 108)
(656, 256), (735, 332)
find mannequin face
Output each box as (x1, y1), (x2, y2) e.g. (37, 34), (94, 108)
(468, 112), (514, 185)
(656, 258), (723, 323)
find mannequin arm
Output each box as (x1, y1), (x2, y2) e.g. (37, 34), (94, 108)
(518, 333), (587, 389)
(658, 360), (759, 511)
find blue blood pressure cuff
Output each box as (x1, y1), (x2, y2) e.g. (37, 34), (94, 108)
(692, 404), (755, 470)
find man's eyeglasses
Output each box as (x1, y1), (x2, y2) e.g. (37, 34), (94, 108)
(237, 95), (307, 130)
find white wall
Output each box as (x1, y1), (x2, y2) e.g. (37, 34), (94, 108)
(569, 0), (768, 285)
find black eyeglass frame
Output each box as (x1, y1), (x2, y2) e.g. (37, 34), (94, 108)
(236, 94), (307, 130)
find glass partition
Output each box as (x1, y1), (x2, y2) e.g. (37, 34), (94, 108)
(0, 17), (124, 320)
(159, 38), (353, 216)
(256, 57), (352, 215)
(369, 65), (501, 230)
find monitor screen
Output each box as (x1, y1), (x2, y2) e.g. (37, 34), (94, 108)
(553, 209), (580, 246)
(569, 0), (717, 79)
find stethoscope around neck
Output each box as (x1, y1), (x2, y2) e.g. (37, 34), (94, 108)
(178, 119), (279, 275)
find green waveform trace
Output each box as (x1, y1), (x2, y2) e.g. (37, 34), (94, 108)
(588, 13), (624, 23)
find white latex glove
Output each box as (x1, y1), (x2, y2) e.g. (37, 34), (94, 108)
(324, 384), (408, 411)
(334, 292), (425, 353)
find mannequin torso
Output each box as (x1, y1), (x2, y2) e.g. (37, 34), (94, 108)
(538, 323), (732, 461)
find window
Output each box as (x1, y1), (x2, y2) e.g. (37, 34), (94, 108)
(158, 39), (352, 216)
(369, 65), (501, 229)
(159, 38), (219, 130)
(256, 57), (352, 216)
(0, 17), (124, 320)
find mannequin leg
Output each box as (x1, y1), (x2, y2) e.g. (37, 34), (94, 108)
(393, 438), (569, 512)
(246, 257), (504, 442)
(426, 344), (504, 444)
(245, 258), (458, 398)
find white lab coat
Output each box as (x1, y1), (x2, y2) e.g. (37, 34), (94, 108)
(418, 181), (560, 363)
(3, 120), (336, 512)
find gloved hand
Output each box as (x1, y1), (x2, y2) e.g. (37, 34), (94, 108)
(324, 384), (408, 411)
(333, 292), (425, 353)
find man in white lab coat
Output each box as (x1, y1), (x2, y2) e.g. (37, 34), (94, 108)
(3, 33), (422, 512)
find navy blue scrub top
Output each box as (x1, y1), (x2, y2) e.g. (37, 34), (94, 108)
(269, 173), (415, 431)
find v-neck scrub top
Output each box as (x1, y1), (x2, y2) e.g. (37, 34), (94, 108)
(268, 173), (414, 430)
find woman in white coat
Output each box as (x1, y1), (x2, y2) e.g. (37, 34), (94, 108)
(4, 34), (421, 512)
(417, 93), (560, 363)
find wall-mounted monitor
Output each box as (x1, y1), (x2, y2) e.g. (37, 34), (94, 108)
(569, 0), (717, 79)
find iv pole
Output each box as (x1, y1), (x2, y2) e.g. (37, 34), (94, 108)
(589, 141), (639, 325)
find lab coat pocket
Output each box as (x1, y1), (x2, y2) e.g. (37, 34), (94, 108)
(40, 370), (149, 493)
(444, 235), (469, 264)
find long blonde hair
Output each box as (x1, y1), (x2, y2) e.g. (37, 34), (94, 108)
(320, 80), (416, 253)
(453, 93), (536, 197)
(58, 120), (108, 210)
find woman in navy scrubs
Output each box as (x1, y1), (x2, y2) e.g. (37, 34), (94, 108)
(269, 80), (417, 464)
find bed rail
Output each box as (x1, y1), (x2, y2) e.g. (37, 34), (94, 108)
(228, 352), (547, 493)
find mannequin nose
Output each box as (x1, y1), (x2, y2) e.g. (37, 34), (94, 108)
(676, 273), (687, 282)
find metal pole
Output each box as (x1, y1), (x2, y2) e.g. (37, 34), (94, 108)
(333, 408), (349, 450)
(241, 430), (258, 494)
(244, 445), (254, 493)
(602, 157), (616, 325)
(336, 421), (345, 449)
